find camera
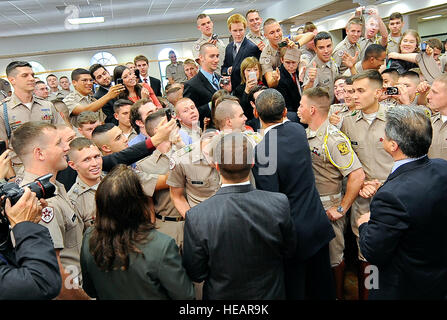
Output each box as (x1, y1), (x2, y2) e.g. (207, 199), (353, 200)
(420, 42), (427, 52)
(211, 34), (218, 40)
(0, 140), (6, 155)
(386, 87), (399, 95)
(220, 77), (230, 86)
(165, 108), (181, 128)
(278, 40), (288, 48)
(0, 173), (55, 227)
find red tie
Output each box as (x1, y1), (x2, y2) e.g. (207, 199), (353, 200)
(143, 78), (148, 83)
(292, 73), (297, 84)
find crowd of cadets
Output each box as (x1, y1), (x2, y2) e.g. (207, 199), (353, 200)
(1, 5), (447, 300)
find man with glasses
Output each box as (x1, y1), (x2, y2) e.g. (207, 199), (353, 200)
(63, 68), (124, 127)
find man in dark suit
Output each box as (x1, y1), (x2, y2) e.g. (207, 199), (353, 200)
(90, 64), (118, 124)
(358, 105), (447, 300)
(222, 13), (261, 90)
(183, 43), (232, 128)
(276, 47), (302, 124)
(252, 89), (335, 300)
(134, 54), (162, 96)
(182, 132), (297, 300)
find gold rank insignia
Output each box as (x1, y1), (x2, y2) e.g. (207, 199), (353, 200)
(337, 142), (349, 155)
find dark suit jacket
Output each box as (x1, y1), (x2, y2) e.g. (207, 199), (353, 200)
(0, 222), (61, 300)
(277, 64), (301, 113)
(359, 156), (447, 300)
(253, 121), (334, 261)
(222, 37), (261, 90)
(138, 76), (162, 97)
(93, 85), (117, 124)
(183, 71), (220, 128)
(182, 184), (297, 300)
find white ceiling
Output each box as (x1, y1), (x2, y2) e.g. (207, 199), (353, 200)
(0, 0), (272, 37)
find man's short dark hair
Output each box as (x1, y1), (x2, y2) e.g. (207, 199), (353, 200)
(399, 71), (420, 82)
(213, 133), (254, 182)
(314, 31), (332, 46)
(89, 64), (106, 79)
(130, 98), (151, 133)
(245, 9), (259, 18)
(352, 70), (383, 88)
(6, 61), (32, 77)
(385, 105), (432, 158)
(197, 13), (208, 21)
(263, 18), (277, 29)
(364, 44), (386, 62)
(255, 89), (286, 123)
(92, 123), (115, 139)
(145, 109), (166, 137)
(303, 21), (317, 33)
(35, 80), (46, 86)
(389, 12), (403, 21)
(71, 68), (90, 81)
(46, 74), (57, 80)
(59, 76), (69, 81)
(426, 38), (443, 51)
(248, 85), (268, 105)
(113, 99), (133, 113)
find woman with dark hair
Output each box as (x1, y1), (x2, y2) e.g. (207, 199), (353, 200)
(80, 165), (194, 300)
(113, 65), (162, 107)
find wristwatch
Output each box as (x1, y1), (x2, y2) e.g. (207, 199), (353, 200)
(337, 206), (344, 214)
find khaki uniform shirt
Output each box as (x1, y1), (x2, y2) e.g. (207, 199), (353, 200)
(0, 94), (64, 165)
(303, 55), (339, 103)
(300, 46), (316, 67)
(307, 119), (362, 197)
(358, 35), (382, 61)
(192, 34), (226, 75)
(332, 37), (361, 74)
(63, 90), (105, 127)
(68, 176), (99, 232)
(386, 35), (401, 54)
(166, 62), (188, 83)
(20, 172), (83, 275)
(440, 54), (447, 72)
(136, 149), (181, 218)
(126, 128), (138, 142)
(246, 30), (266, 47)
(167, 142), (221, 207)
(428, 113), (447, 160)
(342, 60), (364, 77)
(260, 42), (281, 76)
(341, 104), (394, 182)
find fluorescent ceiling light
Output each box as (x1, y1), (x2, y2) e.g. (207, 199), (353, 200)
(422, 15), (442, 20)
(203, 8), (234, 15)
(68, 17), (105, 25)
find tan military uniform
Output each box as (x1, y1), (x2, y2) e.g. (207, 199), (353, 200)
(166, 62), (187, 83)
(307, 119), (362, 266)
(246, 31), (266, 47)
(332, 37), (361, 74)
(342, 61), (364, 77)
(386, 35), (401, 54)
(136, 149), (184, 249)
(341, 104), (394, 260)
(440, 54), (447, 72)
(0, 94), (64, 167)
(20, 171), (83, 280)
(192, 34), (226, 76)
(68, 176), (99, 232)
(167, 142), (221, 208)
(303, 56), (339, 103)
(260, 42), (281, 76)
(126, 128), (138, 142)
(63, 90), (105, 127)
(358, 35), (382, 61)
(428, 113), (447, 160)
(300, 46), (316, 67)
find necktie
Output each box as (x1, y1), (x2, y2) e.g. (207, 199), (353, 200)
(232, 44), (237, 60)
(292, 73), (297, 85)
(143, 78), (148, 83)
(212, 75), (220, 90)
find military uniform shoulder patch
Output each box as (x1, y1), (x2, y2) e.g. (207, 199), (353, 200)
(263, 57), (270, 65)
(337, 142), (349, 156)
(194, 44), (200, 51)
(169, 157), (176, 170)
(41, 207), (54, 223)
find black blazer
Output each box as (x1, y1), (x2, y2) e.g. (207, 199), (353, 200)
(138, 76), (162, 97)
(93, 86), (117, 125)
(277, 64), (301, 113)
(222, 37), (261, 89)
(183, 71), (220, 128)
(359, 156), (447, 300)
(253, 121), (335, 261)
(182, 184), (297, 300)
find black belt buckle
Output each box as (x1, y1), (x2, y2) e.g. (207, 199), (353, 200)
(155, 214), (184, 222)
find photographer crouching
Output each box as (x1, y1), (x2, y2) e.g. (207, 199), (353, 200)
(0, 149), (61, 299)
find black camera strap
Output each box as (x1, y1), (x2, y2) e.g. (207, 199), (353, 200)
(3, 102), (11, 139)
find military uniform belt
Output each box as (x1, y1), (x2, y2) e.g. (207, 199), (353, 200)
(155, 214), (184, 222)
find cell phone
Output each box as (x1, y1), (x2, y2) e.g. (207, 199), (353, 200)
(0, 140), (6, 155)
(386, 87), (399, 95)
(134, 69), (140, 79)
(420, 42), (427, 52)
(116, 78), (123, 85)
(165, 108), (172, 121)
(248, 71), (257, 81)
(211, 34), (218, 40)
